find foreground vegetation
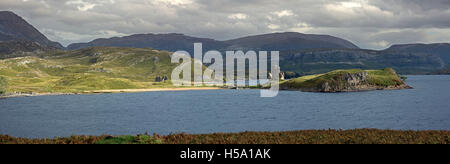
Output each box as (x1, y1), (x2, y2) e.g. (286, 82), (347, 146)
(1, 129), (449, 144)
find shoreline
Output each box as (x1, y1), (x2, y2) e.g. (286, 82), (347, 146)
(281, 84), (414, 93)
(0, 92), (77, 99)
(83, 87), (224, 94)
(1, 85), (415, 99)
(0, 87), (224, 99)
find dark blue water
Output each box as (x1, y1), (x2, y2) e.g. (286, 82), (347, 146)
(1, 76), (449, 138)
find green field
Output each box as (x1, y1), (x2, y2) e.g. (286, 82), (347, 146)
(0, 47), (183, 94)
(280, 68), (407, 91)
(1, 129), (448, 144)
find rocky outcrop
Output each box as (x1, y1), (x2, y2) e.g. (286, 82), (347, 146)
(313, 72), (410, 92)
(319, 72), (369, 92)
(281, 69), (413, 93)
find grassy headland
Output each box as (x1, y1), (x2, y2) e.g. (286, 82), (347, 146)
(1, 129), (449, 144)
(0, 47), (212, 96)
(280, 68), (411, 92)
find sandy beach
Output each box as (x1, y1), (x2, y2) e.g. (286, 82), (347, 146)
(0, 87), (224, 99)
(83, 87), (224, 94)
(0, 93), (76, 99)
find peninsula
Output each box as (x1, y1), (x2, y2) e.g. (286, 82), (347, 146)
(280, 68), (412, 92)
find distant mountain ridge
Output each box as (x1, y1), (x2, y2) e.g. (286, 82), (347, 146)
(1, 11), (449, 75)
(67, 32), (360, 52)
(0, 11), (63, 49)
(224, 32), (359, 51)
(68, 33), (227, 53)
(280, 49), (446, 75)
(384, 43), (450, 66)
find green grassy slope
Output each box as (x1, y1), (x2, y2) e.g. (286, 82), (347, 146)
(0, 47), (180, 93)
(281, 68), (407, 92)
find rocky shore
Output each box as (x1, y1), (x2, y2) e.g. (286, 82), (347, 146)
(0, 92), (76, 99)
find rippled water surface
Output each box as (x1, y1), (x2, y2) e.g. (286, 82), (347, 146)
(1, 75), (449, 138)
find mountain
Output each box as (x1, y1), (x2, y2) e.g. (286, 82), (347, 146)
(279, 49), (445, 75)
(1, 11), (447, 75)
(68, 32), (359, 52)
(67, 32), (450, 75)
(224, 32), (359, 51)
(0, 11), (63, 49)
(384, 43), (450, 66)
(67, 33), (227, 53)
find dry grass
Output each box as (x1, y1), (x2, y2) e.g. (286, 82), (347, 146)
(1, 129), (449, 144)
(0, 135), (107, 144)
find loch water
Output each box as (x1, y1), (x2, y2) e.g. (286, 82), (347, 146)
(1, 75), (449, 138)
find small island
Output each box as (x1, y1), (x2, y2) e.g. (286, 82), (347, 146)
(280, 68), (412, 92)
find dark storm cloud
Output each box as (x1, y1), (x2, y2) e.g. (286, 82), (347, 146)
(0, 0), (449, 49)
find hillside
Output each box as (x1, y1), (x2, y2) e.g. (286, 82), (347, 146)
(67, 33), (227, 53)
(0, 47), (181, 94)
(385, 43), (450, 67)
(0, 11), (63, 49)
(67, 32), (359, 52)
(224, 32), (359, 51)
(0, 40), (60, 59)
(280, 68), (411, 92)
(279, 49), (445, 75)
(67, 33), (449, 75)
(431, 68), (450, 75)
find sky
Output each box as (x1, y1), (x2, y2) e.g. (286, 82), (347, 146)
(1, 0), (450, 49)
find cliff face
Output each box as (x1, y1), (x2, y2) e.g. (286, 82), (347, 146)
(319, 72), (370, 92)
(281, 68), (412, 92)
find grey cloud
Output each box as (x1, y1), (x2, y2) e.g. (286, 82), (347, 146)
(0, 0), (449, 49)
